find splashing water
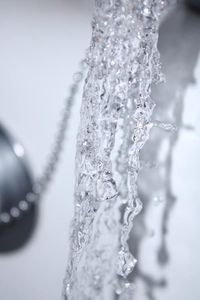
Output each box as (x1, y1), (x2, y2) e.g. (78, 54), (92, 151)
(64, 1), (171, 299)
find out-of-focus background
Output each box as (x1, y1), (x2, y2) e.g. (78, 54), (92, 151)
(0, 1), (200, 300)
(0, 1), (92, 299)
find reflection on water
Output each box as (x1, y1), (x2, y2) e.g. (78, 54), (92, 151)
(129, 5), (200, 300)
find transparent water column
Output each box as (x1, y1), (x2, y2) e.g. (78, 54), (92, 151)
(64, 1), (169, 299)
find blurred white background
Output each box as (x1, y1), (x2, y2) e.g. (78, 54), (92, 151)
(0, 1), (91, 299)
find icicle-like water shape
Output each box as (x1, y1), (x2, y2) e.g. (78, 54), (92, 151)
(64, 1), (171, 299)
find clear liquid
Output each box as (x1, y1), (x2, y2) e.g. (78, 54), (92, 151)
(64, 1), (170, 299)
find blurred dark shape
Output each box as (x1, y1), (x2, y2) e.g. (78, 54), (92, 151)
(0, 124), (33, 213)
(0, 124), (37, 252)
(185, 0), (200, 11)
(0, 205), (38, 253)
(128, 4), (200, 300)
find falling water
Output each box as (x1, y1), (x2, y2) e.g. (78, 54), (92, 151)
(64, 1), (172, 299)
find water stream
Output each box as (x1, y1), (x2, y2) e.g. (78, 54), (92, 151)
(64, 1), (173, 299)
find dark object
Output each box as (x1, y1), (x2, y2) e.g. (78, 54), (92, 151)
(0, 124), (37, 251)
(186, 0), (200, 11)
(0, 124), (33, 215)
(0, 205), (38, 252)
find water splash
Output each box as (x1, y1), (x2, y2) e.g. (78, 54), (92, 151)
(64, 1), (171, 299)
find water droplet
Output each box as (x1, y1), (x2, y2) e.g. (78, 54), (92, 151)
(117, 249), (137, 277)
(154, 121), (177, 132)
